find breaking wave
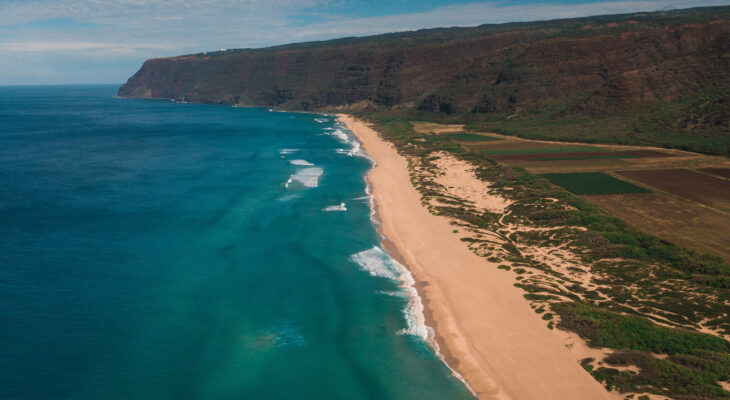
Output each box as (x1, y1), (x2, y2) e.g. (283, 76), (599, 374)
(289, 159), (314, 166)
(288, 167), (323, 188)
(348, 247), (429, 340)
(322, 202), (347, 212)
(322, 122), (368, 159)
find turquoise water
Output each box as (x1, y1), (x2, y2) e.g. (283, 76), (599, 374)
(0, 85), (473, 399)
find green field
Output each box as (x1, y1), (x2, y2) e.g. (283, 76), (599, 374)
(442, 132), (503, 142)
(541, 172), (651, 195)
(480, 146), (602, 155)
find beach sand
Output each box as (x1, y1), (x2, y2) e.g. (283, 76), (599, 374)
(339, 114), (615, 400)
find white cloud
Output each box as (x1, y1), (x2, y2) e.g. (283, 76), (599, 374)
(0, 0), (329, 26)
(0, 41), (173, 53)
(292, 0), (730, 40)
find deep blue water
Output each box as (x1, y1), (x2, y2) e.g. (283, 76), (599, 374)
(0, 85), (472, 399)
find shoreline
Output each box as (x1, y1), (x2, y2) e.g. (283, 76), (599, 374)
(363, 173), (476, 395)
(338, 114), (615, 400)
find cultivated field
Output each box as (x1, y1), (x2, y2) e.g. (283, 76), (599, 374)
(541, 172), (650, 195)
(411, 121), (464, 134)
(585, 193), (730, 262)
(441, 132), (503, 142)
(700, 168), (730, 179)
(493, 149), (672, 162)
(468, 142), (601, 154)
(615, 169), (730, 211)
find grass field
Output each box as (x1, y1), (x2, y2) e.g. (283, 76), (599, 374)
(541, 172), (651, 195)
(442, 132), (503, 142)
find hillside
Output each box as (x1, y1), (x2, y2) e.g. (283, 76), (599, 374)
(119, 6), (730, 155)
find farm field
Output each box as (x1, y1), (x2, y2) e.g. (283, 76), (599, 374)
(480, 146), (603, 156)
(541, 172), (650, 195)
(411, 122), (506, 142)
(406, 120), (730, 260)
(466, 140), (598, 153)
(491, 149), (671, 161)
(411, 121), (464, 134)
(615, 169), (730, 211)
(699, 168), (730, 180)
(585, 193), (730, 262)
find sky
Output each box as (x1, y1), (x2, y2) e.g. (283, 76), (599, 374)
(0, 0), (727, 85)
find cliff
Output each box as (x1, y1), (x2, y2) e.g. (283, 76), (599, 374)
(119, 6), (730, 154)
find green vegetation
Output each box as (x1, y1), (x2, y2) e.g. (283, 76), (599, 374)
(556, 303), (730, 398)
(442, 132), (503, 142)
(466, 88), (730, 157)
(541, 172), (651, 195)
(555, 303), (729, 354)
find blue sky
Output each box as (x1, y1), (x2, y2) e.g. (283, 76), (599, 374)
(0, 0), (727, 85)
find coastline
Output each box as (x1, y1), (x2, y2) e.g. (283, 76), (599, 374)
(362, 171), (477, 395)
(338, 114), (615, 400)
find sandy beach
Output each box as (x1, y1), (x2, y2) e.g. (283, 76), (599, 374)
(339, 114), (614, 400)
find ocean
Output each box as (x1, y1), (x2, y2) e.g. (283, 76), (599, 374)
(0, 85), (473, 399)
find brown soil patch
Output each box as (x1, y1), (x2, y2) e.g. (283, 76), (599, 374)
(615, 169), (730, 211)
(411, 121), (464, 134)
(490, 150), (672, 162)
(518, 158), (657, 173)
(583, 193), (730, 262)
(466, 140), (585, 152)
(517, 155), (730, 174)
(699, 168), (730, 180)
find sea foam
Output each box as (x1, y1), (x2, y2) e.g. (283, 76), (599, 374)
(289, 159), (314, 166)
(322, 202), (346, 212)
(349, 247), (430, 340)
(288, 167), (323, 188)
(324, 124), (368, 159)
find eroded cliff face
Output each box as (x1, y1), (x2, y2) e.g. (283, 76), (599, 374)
(119, 7), (729, 114)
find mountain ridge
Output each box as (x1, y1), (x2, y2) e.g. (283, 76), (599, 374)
(119, 6), (730, 155)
